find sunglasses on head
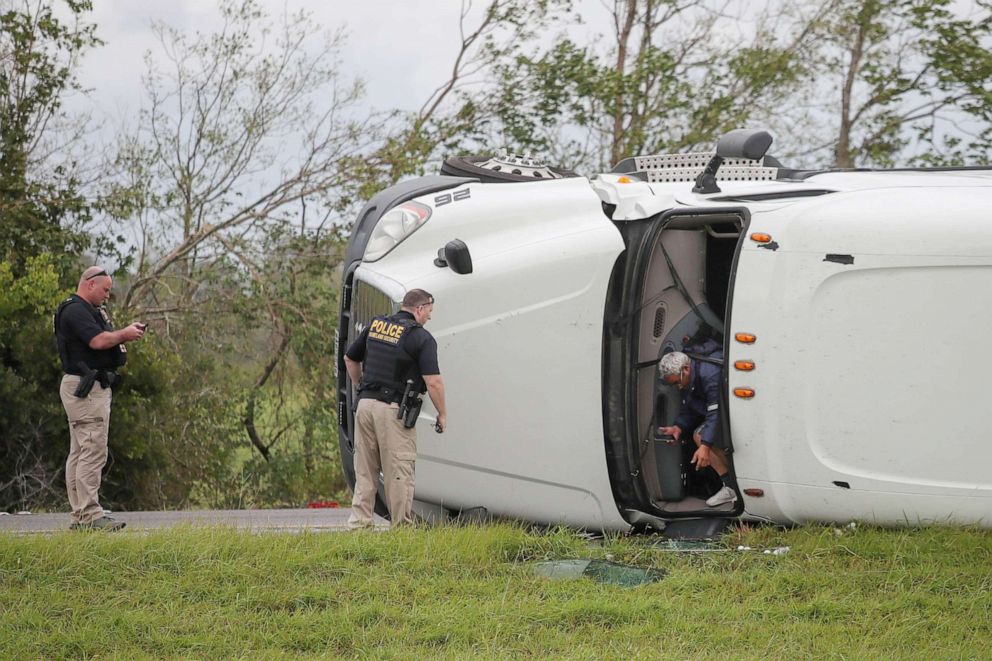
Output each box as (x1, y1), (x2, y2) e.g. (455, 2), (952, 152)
(85, 270), (108, 280)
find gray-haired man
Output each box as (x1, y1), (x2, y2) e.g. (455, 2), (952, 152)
(657, 338), (738, 507)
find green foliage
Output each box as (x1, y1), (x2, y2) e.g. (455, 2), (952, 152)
(0, 524), (990, 657)
(0, 255), (67, 508)
(0, 0), (100, 512)
(809, 0), (992, 167)
(219, 227), (348, 507)
(438, 0), (992, 170)
(0, 254), (62, 331)
(0, 0), (97, 270)
(341, 0), (574, 196)
(0, 254), (243, 512)
(99, 334), (245, 510)
(94, 0), (360, 509)
(482, 2), (810, 171)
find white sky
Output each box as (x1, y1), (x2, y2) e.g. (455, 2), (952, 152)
(64, 1), (989, 170)
(73, 1), (589, 123)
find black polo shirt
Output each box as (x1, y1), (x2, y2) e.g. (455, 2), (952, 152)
(56, 295), (126, 374)
(346, 310), (440, 377)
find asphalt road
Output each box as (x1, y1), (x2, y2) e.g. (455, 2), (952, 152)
(0, 508), (389, 534)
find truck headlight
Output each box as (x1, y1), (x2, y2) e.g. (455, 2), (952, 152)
(363, 201), (432, 262)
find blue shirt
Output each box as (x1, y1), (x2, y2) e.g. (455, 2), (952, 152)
(673, 340), (723, 446)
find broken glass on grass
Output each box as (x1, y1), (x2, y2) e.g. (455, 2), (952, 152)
(532, 559), (666, 587)
(651, 539), (725, 552)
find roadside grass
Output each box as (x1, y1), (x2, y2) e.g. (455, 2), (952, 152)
(1, 523), (989, 659)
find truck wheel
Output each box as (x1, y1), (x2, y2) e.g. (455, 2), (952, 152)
(441, 154), (577, 183)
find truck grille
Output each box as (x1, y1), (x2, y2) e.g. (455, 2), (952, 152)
(349, 279), (397, 346)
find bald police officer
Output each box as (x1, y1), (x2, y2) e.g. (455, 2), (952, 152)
(343, 289), (447, 528)
(54, 266), (146, 531)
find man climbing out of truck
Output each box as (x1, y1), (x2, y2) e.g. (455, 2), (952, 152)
(658, 339), (738, 507)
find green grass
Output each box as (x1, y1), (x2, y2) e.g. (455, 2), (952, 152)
(1, 523), (989, 659)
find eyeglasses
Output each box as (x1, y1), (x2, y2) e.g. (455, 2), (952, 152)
(85, 270), (108, 280)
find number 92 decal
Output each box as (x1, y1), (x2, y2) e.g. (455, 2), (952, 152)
(434, 188), (471, 207)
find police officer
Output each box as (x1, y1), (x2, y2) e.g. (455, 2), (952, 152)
(343, 289), (447, 528)
(657, 338), (738, 507)
(54, 266), (146, 531)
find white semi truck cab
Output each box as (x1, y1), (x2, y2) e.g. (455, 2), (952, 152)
(336, 130), (992, 532)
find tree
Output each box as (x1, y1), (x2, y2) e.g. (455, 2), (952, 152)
(344, 0), (573, 200)
(0, 255), (65, 508)
(100, 0), (378, 502)
(0, 0), (97, 271)
(796, 0), (992, 167)
(479, 0), (833, 172)
(0, 0), (100, 512)
(107, 0), (371, 316)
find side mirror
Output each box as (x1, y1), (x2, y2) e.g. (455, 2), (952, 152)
(716, 129), (773, 160)
(433, 239), (473, 275)
(693, 128), (774, 195)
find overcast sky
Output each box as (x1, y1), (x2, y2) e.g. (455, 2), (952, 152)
(59, 0), (990, 166)
(72, 1), (585, 123)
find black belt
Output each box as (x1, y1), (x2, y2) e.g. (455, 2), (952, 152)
(65, 369), (116, 378)
(359, 385), (403, 404)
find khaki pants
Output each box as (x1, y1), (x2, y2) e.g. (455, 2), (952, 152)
(348, 398), (417, 527)
(60, 374), (112, 524)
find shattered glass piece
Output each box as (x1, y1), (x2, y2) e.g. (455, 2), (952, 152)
(652, 539), (723, 552)
(532, 559), (666, 587)
(532, 559), (591, 579)
(582, 560), (666, 587)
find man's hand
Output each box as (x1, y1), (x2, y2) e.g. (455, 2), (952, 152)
(434, 413), (446, 433)
(691, 444), (712, 469)
(89, 322), (146, 350)
(658, 425), (681, 443)
(122, 322), (146, 341)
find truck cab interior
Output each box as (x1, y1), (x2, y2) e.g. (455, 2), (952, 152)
(605, 210), (748, 522)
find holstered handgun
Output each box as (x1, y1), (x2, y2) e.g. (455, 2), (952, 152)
(397, 379), (424, 429)
(73, 365), (98, 398)
(72, 362), (118, 398)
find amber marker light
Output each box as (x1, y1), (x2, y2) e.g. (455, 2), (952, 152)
(735, 332), (756, 344)
(734, 360), (755, 371)
(617, 176), (633, 184)
(750, 232), (772, 243)
(734, 387), (755, 399)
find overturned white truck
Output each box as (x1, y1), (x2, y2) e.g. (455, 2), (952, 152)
(336, 129), (992, 532)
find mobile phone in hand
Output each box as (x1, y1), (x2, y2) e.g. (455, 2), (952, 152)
(136, 323), (147, 331)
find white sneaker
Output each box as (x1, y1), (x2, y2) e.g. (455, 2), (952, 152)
(705, 486), (738, 507)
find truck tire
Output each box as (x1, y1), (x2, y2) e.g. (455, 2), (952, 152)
(441, 154), (577, 183)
